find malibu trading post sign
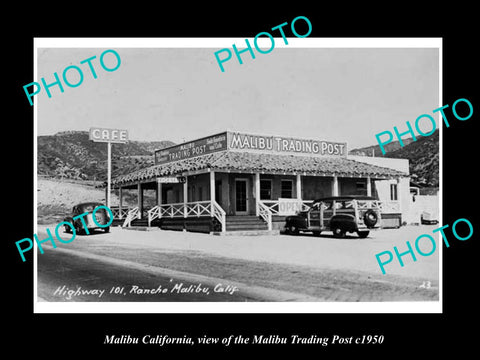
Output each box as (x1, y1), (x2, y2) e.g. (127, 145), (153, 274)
(89, 127), (128, 143)
(154, 131), (347, 165)
(228, 132), (347, 157)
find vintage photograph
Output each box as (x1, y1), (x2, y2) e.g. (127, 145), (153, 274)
(34, 39), (441, 312)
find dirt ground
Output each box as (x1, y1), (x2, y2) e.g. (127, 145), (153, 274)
(35, 224), (440, 302)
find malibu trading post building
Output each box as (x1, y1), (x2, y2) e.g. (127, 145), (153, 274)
(111, 131), (409, 234)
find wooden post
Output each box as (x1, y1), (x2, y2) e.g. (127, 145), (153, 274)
(255, 173), (260, 216)
(296, 174), (302, 200)
(366, 175), (372, 196)
(106, 141), (111, 208)
(119, 186), (123, 219)
(157, 180), (162, 206)
(137, 183), (143, 219)
(332, 175), (339, 196)
(210, 170), (215, 203)
(183, 176), (188, 218)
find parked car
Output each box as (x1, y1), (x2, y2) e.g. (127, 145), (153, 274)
(284, 196), (381, 238)
(63, 202), (111, 234)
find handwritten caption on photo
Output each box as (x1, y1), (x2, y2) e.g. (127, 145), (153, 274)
(52, 282), (239, 300)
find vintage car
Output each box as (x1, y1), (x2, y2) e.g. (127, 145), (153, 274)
(63, 202), (111, 234)
(284, 196), (381, 238)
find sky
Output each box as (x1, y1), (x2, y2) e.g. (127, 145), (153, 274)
(37, 40), (439, 150)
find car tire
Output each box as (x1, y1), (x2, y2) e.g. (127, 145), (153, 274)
(364, 210), (378, 228)
(75, 223), (84, 235)
(287, 225), (299, 235)
(357, 230), (370, 238)
(332, 226), (345, 238)
(64, 224), (71, 233)
(104, 227), (110, 233)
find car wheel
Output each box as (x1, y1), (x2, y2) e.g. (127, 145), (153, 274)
(357, 230), (370, 238)
(332, 226), (345, 238)
(288, 225), (299, 235)
(75, 224), (84, 235)
(64, 224), (71, 233)
(364, 210), (378, 228)
(104, 227), (110, 233)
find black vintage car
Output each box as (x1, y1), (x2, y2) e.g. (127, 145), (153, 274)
(63, 202), (111, 234)
(284, 196), (381, 238)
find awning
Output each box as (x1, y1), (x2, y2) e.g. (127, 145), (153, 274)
(112, 150), (407, 186)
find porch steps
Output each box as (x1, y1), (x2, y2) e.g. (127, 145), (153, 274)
(225, 215), (269, 232)
(114, 218), (161, 228)
(212, 229), (280, 236)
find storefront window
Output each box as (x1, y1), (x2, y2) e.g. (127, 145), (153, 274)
(260, 180), (272, 200)
(281, 179), (293, 198)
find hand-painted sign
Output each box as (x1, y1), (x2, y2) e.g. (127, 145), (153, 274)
(155, 132), (228, 165)
(277, 198), (303, 215)
(156, 176), (186, 184)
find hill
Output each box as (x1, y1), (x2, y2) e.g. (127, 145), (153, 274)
(38, 131), (175, 181)
(350, 130), (439, 187)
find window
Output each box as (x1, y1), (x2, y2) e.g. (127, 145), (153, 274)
(260, 179), (272, 200)
(197, 186), (203, 201)
(390, 183), (398, 201)
(281, 179), (293, 198)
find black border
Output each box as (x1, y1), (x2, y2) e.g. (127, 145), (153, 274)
(8, 5), (479, 355)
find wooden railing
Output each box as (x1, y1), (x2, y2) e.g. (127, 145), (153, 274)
(257, 202), (272, 231)
(146, 201), (226, 232)
(122, 207), (140, 227)
(211, 201), (226, 233)
(110, 206), (129, 220)
(147, 205), (161, 227)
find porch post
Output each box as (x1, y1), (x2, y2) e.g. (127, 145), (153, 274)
(255, 172), (260, 216)
(119, 186), (123, 219)
(332, 175), (339, 196)
(183, 176), (188, 218)
(137, 183), (143, 219)
(366, 175), (372, 196)
(210, 170), (215, 203)
(296, 174), (302, 200)
(157, 180), (162, 206)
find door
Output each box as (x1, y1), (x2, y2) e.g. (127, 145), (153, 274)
(321, 200), (334, 228)
(309, 202), (322, 230)
(235, 179), (248, 215)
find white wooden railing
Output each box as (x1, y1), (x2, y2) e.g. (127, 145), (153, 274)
(110, 206), (129, 220)
(257, 202), (272, 231)
(122, 207), (140, 227)
(147, 205), (161, 227)
(145, 201), (226, 232)
(211, 201), (226, 233)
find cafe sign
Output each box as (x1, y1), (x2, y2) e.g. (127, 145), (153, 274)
(89, 127), (128, 143)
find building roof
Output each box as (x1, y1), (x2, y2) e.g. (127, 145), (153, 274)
(112, 150), (406, 186)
